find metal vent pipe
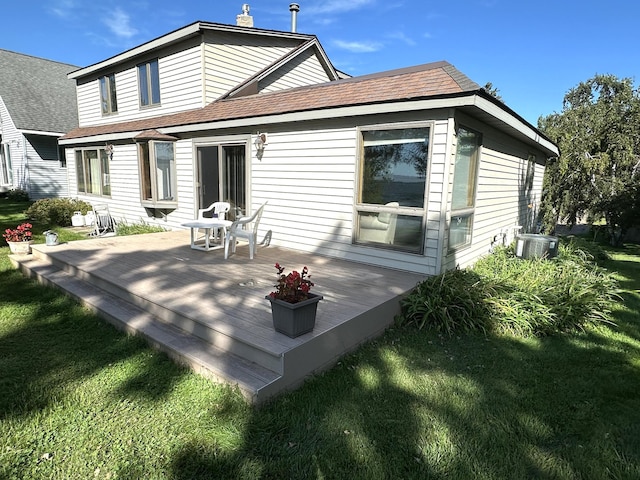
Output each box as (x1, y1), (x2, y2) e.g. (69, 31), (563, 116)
(289, 3), (300, 32)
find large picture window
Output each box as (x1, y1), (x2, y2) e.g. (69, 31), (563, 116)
(137, 59), (160, 107)
(99, 74), (118, 115)
(355, 125), (431, 253)
(139, 140), (176, 207)
(449, 126), (481, 250)
(75, 148), (111, 196)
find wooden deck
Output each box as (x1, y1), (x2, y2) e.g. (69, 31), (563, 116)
(10, 230), (426, 404)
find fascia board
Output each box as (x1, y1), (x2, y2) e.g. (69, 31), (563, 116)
(473, 96), (559, 156)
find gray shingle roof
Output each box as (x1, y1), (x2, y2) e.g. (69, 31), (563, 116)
(0, 49), (78, 134)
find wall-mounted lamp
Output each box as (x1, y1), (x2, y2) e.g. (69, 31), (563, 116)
(254, 132), (267, 159)
(255, 132), (267, 151)
(105, 143), (114, 160)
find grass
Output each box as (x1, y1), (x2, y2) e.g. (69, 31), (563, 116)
(1, 198), (639, 478)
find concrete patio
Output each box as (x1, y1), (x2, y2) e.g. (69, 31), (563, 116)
(10, 230), (426, 404)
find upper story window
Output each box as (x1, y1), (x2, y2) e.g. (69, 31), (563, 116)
(99, 74), (118, 115)
(137, 59), (161, 107)
(138, 140), (176, 207)
(448, 126), (481, 251)
(354, 125), (431, 254)
(75, 148), (111, 197)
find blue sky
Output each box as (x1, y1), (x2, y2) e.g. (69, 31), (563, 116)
(2, 0), (638, 125)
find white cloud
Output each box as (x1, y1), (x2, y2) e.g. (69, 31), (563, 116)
(305, 0), (376, 15)
(333, 39), (383, 53)
(50, 0), (78, 18)
(387, 31), (417, 47)
(104, 7), (139, 39)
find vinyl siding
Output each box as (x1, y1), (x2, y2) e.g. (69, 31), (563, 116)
(258, 48), (332, 93)
(76, 45), (204, 127)
(24, 135), (68, 199)
(252, 116), (449, 276)
(203, 32), (302, 103)
(65, 140), (203, 229)
(0, 97), (22, 189)
(443, 114), (547, 271)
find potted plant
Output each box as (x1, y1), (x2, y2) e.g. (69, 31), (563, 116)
(3, 222), (34, 255)
(266, 263), (323, 338)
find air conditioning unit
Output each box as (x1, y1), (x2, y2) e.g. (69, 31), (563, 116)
(515, 234), (559, 260)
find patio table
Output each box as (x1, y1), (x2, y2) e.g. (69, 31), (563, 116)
(181, 219), (232, 252)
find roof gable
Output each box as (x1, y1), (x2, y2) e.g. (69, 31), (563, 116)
(0, 49), (78, 134)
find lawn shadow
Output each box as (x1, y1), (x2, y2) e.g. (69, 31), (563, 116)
(0, 260), (190, 420)
(169, 299), (640, 478)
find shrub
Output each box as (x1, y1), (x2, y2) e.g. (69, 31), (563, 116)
(7, 188), (29, 202)
(397, 241), (620, 337)
(25, 198), (92, 226)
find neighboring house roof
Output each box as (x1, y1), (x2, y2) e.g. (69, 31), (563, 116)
(60, 60), (558, 157)
(0, 49), (78, 135)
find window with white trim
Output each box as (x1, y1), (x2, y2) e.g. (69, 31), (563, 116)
(449, 126), (481, 250)
(99, 74), (118, 115)
(0, 144), (13, 185)
(138, 140), (177, 207)
(355, 125), (430, 253)
(137, 59), (160, 107)
(75, 148), (111, 196)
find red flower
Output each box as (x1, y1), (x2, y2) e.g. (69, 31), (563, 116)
(3, 223), (33, 243)
(269, 264), (315, 304)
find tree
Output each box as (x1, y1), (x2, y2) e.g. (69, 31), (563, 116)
(483, 82), (503, 102)
(538, 74), (640, 245)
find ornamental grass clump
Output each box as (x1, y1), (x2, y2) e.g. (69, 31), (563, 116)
(397, 241), (620, 337)
(268, 263), (314, 304)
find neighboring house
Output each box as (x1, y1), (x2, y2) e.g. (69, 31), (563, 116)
(60, 17), (558, 275)
(0, 49), (78, 198)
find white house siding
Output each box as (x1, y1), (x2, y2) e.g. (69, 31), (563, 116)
(0, 97), (22, 189)
(252, 113), (450, 276)
(65, 140), (196, 229)
(24, 135), (68, 199)
(443, 114), (547, 271)
(76, 44), (204, 127)
(258, 49), (332, 93)
(203, 32), (302, 103)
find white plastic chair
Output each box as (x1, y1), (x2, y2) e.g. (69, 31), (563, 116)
(196, 201), (230, 244)
(224, 201), (267, 260)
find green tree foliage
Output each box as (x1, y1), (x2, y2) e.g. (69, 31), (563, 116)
(483, 82), (503, 102)
(538, 75), (640, 245)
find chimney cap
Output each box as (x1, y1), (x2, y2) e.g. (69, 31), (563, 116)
(289, 3), (300, 12)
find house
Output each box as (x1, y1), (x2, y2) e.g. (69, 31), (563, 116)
(59, 13), (558, 276)
(0, 49), (78, 198)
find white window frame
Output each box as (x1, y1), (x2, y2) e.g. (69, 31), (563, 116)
(137, 59), (161, 108)
(75, 147), (111, 197)
(354, 122), (433, 254)
(138, 140), (177, 208)
(448, 125), (481, 251)
(99, 73), (118, 115)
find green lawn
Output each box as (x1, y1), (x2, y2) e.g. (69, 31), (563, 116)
(1, 199), (639, 479)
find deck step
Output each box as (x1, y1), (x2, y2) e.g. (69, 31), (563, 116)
(12, 256), (280, 403)
(26, 247), (284, 374)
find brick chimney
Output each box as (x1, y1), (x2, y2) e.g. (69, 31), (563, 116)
(236, 4), (254, 27)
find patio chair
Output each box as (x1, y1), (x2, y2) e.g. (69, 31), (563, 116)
(358, 201), (399, 244)
(196, 201), (230, 244)
(224, 201), (267, 260)
(88, 203), (116, 237)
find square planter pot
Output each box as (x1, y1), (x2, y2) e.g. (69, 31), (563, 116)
(266, 293), (323, 338)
